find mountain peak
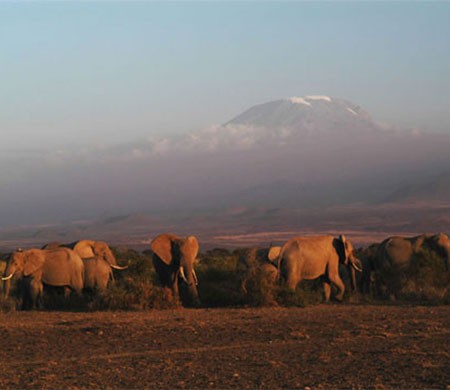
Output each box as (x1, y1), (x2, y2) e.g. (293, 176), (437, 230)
(225, 95), (378, 135)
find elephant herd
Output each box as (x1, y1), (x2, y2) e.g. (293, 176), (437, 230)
(238, 232), (449, 302)
(1, 231), (449, 309)
(359, 232), (450, 299)
(1, 239), (129, 309)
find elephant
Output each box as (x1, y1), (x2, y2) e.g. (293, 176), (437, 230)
(237, 245), (281, 295)
(2, 248), (84, 309)
(41, 242), (62, 250)
(354, 243), (379, 296)
(377, 233), (450, 271)
(64, 240), (128, 291)
(374, 233), (450, 298)
(277, 235), (363, 302)
(150, 233), (200, 306)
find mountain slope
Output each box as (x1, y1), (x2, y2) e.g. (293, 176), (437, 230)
(1, 95), (450, 229)
(384, 172), (450, 203)
(225, 95), (384, 136)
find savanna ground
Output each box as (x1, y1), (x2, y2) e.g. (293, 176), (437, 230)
(0, 305), (449, 389)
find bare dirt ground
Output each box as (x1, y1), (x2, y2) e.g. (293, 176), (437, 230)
(0, 305), (449, 389)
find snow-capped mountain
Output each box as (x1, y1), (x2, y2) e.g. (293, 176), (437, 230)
(132, 95), (391, 156)
(40, 95), (394, 163)
(2, 94), (450, 230)
(225, 95), (385, 136)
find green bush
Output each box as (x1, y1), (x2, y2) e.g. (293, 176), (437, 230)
(197, 247), (326, 308)
(196, 249), (244, 307)
(89, 247), (176, 310)
(2, 245), (389, 311)
(395, 248), (450, 303)
(369, 246), (450, 304)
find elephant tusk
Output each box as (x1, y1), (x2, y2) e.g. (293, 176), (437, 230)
(192, 269), (199, 286)
(110, 263), (128, 270)
(179, 267), (189, 284)
(351, 262), (363, 273)
(1, 273), (14, 281)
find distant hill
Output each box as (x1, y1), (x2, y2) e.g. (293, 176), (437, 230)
(383, 172), (450, 203)
(1, 94), (450, 233)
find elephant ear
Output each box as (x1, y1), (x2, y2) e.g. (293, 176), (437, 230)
(338, 235), (349, 263)
(23, 250), (45, 276)
(412, 235), (426, 252)
(73, 240), (96, 258)
(93, 241), (107, 257)
(151, 234), (175, 265)
(267, 246), (281, 263)
(181, 236), (200, 259)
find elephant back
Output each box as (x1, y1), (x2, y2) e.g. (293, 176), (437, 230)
(41, 248), (84, 290)
(65, 240), (96, 259)
(379, 237), (413, 271)
(41, 242), (62, 250)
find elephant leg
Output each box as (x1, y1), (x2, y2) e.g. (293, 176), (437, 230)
(171, 274), (180, 303)
(29, 279), (43, 310)
(97, 275), (109, 291)
(240, 278), (248, 295)
(323, 281), (331, 302)
(286, 274), (299, 291)
(37, 283), (44, 308)
(328, 271), (345, 301)
(64, 287), (71, 299)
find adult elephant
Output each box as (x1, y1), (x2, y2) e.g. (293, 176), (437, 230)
(377, 233), (450, 271)
(64, 240), (128, 291)
(2, 248), (84, 309)
(277, 235), (362, 302)
(150, 233), (200, 306)
(355, 243), (379, 296)
(237, 245), (281, 295)
(375, 233), (450, 297)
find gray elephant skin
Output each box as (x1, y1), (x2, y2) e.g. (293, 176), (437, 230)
(151, 233), (200, 306)
(375, 233), (450, 297)
(2, 248), (84, 309)
(354, 243), (379, 296)
(67, 240), (128, 291)
(277, 235), (362, 301)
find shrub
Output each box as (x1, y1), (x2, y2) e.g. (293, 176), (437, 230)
(197, 247), (326, 308)
(370, 247), (450, 304)
(395, 248), (450, 303)
(196, 249), (244, 307)
(0, 295), (16, 313)
(89, 247), (176, 310)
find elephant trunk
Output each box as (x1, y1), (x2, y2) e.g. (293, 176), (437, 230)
(181, 264), (200, 306)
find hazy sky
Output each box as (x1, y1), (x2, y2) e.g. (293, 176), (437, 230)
(1, 2), (450, 150)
